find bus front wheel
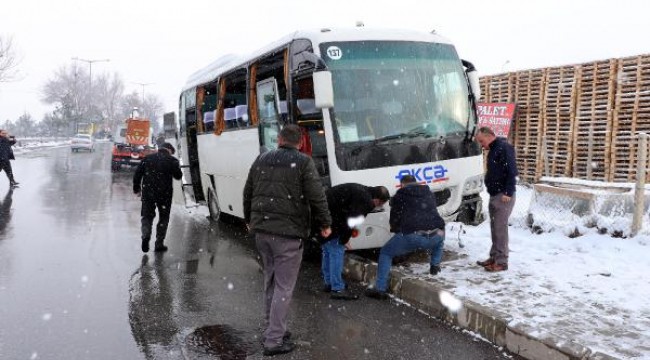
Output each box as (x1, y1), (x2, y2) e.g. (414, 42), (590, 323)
(456, 196), (485, 226)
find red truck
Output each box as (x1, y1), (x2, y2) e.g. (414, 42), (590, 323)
(111, 117), (156, 171)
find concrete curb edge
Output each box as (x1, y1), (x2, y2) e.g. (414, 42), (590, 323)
(343, 254), (620, 360)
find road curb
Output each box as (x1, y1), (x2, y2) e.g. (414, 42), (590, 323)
(344, 254), (620, 360)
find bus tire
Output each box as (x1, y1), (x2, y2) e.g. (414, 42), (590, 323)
(208, 188), (221, 222)
(456, 202), (484, 226)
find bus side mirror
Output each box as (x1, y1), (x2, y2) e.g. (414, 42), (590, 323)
(313, 71), (334, 109)
(462, 59), (481, 100)
(467, 69), (481, 100)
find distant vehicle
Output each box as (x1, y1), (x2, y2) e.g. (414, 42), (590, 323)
(76, 122), (94, 136)
(111, 115), (156, 171)
(71, 133), (94, 152)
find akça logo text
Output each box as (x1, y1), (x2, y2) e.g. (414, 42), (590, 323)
(395, 165), (449, 185)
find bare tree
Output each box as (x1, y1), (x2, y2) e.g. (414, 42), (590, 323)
(14, 113), (36, 137)
(142, 94), (164, 133)
(95, 72), (125, 130)
(42, 63), (88, 134)
(118, 91), (164, 133)
(119, 91), (141, 120)
(0, 35), (20, 83)
(42, 64), (165, 135)
(40, 111), (67, 137)
(2, 119), (16, 134)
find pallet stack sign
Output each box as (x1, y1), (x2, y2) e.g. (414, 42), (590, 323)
(612, 55), (650, 182)
(573, 59), (617, 181)
(542, 65), (579, 178)
(479, 53), (650, 184)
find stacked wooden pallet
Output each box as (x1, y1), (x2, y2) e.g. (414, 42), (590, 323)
(512, 69), (546, 183)
(572, 59), (617, 181)
(479, 76), (490, 103)
(611, 55), (650, 182)
(486, 73), (515, 103)
(542, 65), (579, 178)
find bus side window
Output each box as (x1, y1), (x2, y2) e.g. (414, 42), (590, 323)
(224, 108), (237, 129)
(221, 68), (248, 132)
(198, 81), (218, 134)
(235, 105), (249, 127)
(204, 110), (216, 132)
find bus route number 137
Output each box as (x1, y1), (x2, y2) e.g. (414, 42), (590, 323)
(326, 46), (342, 60)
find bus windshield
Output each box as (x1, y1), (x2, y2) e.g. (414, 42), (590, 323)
(320, 41), (471, 145)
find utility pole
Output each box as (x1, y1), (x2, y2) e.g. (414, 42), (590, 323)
(132, 82), (153, 107)
(72, 57), (109, 131)
(72, 57), (110, 96)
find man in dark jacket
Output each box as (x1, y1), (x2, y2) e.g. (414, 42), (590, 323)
(475, 126), (518, 272)
(133, 142), (182, 253)
(243, 124), (331, 357)
(0, 129), (19, 188)
(365, 175), (445, 300)
(321, 183), (389, 300)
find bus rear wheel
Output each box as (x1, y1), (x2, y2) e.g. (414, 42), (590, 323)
(208, 189), (221, 222)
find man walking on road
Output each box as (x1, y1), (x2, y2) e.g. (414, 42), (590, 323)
(321, 183), (389, 300)
(365, 175), (445, 300)
(243, 124), (331, 357)
(133, 142), (182, 253)
(0, 130), (19, 188)
(474, 127), (518, 272)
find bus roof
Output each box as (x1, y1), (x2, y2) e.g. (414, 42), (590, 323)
(182, 27), (454, 92)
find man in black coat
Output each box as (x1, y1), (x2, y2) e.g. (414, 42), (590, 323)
(0, 129), (19, 188)
(365, 175), (445, 300)
(475, 126), (518, 272)
(243, 124), (331, 356)
(321, 183), (389, 300)
(133, 142), (182, 253)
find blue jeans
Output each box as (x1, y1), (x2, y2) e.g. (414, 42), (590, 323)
(321, 238), (346, 291)
(375, 232), (444, 292)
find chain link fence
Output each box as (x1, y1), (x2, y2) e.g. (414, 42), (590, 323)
(526, 133), (650, 238)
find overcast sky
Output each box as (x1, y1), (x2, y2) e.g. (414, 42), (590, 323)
(1, 0), (648, 123)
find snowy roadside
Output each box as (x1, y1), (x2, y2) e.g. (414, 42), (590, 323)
(12, 137), (71, 154)
(401, 185), (650, 359)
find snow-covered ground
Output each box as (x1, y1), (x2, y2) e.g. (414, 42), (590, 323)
(12, 137), (71, 154)
(403, 185), (650, 359)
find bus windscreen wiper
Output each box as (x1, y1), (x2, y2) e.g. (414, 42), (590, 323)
(350, 128), (431, 155)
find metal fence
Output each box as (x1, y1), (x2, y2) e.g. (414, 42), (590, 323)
(527, 133), (650, 237)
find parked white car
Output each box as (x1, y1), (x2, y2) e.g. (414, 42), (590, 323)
(71, 134), (94, 152)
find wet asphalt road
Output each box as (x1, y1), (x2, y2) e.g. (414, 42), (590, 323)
(0, 143), (518, 359)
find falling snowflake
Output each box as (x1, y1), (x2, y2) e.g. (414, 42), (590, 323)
(227, 282), (234, 290)
(42, 313), (52, 321)
(439, 291), (462, 312)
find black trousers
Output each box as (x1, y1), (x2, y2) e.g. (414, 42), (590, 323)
(140, 197), (172, 245)
(0, 160), (15, 184)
